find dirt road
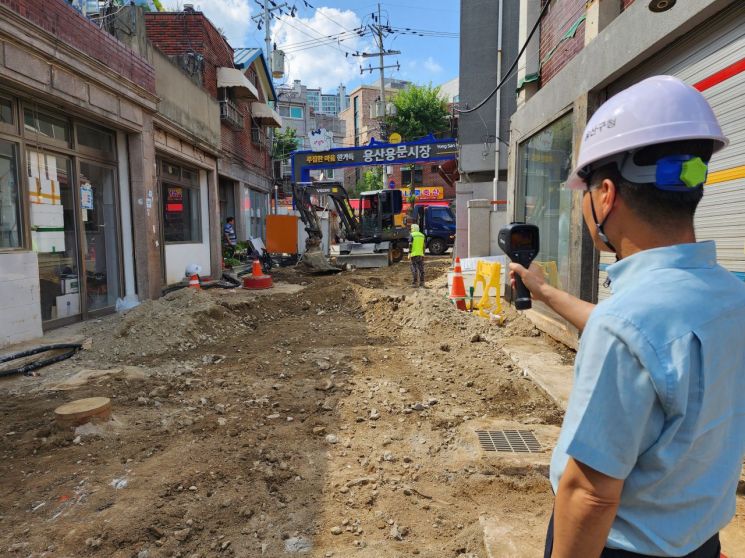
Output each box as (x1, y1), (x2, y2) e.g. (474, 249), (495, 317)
(0, 259), (741, 557)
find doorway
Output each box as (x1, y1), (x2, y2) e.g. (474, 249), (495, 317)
(79, 160), (121, 314)
(218, 177), (236, 229)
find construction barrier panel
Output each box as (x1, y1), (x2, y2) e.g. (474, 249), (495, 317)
(472, 260), (503, 320)
(266, 214), (298, 254)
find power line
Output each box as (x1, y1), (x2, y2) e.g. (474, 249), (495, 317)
(457, 0), (552, 114)
(275, 12), (360, 56)
(279, 30), (364, 50)
(279, 29), (370, 54)
(298, 0), (358, 35)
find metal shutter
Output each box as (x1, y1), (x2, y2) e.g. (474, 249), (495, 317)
(598, 2), (745, 300)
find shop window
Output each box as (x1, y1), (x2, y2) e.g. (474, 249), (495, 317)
(0, 98), (13, 126)
(163, 184), (201, 243)
(28, 151), (80, 322)
(402, 165), (423, 186)
(517, 112), (573, 290)
(76, 123), (115, 158)
(160, 161), (201, 243)
(0, 140), (21, 249)
(181, 167), (198, 187)
(0, 98), (17, 133)
(161, 161), (178, 180)
(23, 109), (70, 144)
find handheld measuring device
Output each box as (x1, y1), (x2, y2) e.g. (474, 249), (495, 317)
(498, 223), (540, 310)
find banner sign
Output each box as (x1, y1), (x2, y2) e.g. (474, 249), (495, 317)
(292, 135), (457, 183)
(412, 186), (444, 200)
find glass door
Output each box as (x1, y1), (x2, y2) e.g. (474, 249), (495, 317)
(79, 160), (120, 312)
(27, 149), (81, 323)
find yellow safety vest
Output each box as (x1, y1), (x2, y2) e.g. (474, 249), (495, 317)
(410, 231), (425, 257)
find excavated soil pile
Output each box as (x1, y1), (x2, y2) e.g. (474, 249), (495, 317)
(79, 287), (271, 364)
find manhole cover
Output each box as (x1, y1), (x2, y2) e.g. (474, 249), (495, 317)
(476, 430), (543, 453)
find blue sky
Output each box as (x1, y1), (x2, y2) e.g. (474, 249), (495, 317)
(162, 1), (459, 92)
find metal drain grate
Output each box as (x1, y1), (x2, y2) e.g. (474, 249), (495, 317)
(476, 430), (543, 453)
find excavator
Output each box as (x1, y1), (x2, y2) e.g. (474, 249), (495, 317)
(292, 180), (410, 271)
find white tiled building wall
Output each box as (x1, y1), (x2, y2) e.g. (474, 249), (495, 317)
(0, 252), (43, 347)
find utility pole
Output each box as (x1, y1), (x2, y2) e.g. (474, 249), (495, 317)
(377, 3), (386, 133)
(357, 3), (401, 188)
(264, 1), (271, 61)
(252, 1), (294, 212)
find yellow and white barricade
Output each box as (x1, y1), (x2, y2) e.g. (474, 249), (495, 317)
(472, 260), (503, 322)
(534, 260), (560, 289)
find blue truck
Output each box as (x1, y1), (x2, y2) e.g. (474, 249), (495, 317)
(409, 203), (456, 255)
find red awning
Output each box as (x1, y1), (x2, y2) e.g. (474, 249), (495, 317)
(437, 159), (460, 187)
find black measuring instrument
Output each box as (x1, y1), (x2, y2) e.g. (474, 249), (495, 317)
(498, 223), (540, 310)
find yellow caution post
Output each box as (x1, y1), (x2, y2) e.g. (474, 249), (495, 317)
(472, 260), (503, 323)
(535, 261), (560, 289)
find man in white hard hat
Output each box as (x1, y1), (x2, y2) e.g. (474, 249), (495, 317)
(510, 75), (745, 557)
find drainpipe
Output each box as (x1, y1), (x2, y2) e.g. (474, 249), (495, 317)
(493, 0), (504, 206)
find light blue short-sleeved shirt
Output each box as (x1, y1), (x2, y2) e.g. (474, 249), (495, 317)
(551, 241), (745, 556)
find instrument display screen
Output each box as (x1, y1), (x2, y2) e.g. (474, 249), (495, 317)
(510, 229), (537, 250)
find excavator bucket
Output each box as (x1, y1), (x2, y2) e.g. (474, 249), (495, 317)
(299, 246), (340, 273)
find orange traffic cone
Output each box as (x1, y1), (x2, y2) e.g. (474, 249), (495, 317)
(449, 257), (467, 311)
(251, 259), (262, 277)
(188, 274), (201, 289)
(243, 258), (273, 290)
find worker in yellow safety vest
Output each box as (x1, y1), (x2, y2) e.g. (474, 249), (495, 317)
(409, 224), (426, 287)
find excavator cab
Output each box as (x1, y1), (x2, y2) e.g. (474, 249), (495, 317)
(359, 189), (403, 239)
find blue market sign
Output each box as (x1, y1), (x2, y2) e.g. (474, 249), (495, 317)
(291, 135), (457, 183)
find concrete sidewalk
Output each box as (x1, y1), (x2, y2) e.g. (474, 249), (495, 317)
(501, 337), (573, 410)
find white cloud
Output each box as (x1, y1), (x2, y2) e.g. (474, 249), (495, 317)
(272, 7), (371, 91)
(161, 0), (253, 47)
(423, 56), (443, 74)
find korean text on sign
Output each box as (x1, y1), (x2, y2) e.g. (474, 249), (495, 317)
(363, 144), (432, 163)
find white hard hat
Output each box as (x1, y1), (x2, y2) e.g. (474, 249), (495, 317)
(410, 223), (420, 232)
(566, 75), (728, 190)
(185, 263), (203, 277)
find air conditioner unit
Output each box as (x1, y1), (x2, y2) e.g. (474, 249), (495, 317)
(271, 50), (285, 79)
(370, 100), (385, 119)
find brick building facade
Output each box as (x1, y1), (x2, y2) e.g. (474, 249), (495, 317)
(539, 0), (587, 85)
(539, 0), (637, 86)
(145, 9), (281, 244)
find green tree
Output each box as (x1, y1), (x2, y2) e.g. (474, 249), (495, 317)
(353, 167), (383, 196)
(386, 84), (449, 141)
(272, 127), (299, 161)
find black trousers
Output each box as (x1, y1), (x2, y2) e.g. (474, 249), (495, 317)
(410, 256), (424, 284)
(543, 513), (721, 558)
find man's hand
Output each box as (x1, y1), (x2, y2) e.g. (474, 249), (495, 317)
(552, 458), (623, 558)
(508, 262), (548, 302)
(508, 262), (596, 331)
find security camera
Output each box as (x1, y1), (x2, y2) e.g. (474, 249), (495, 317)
(648, 0), (676, 12)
